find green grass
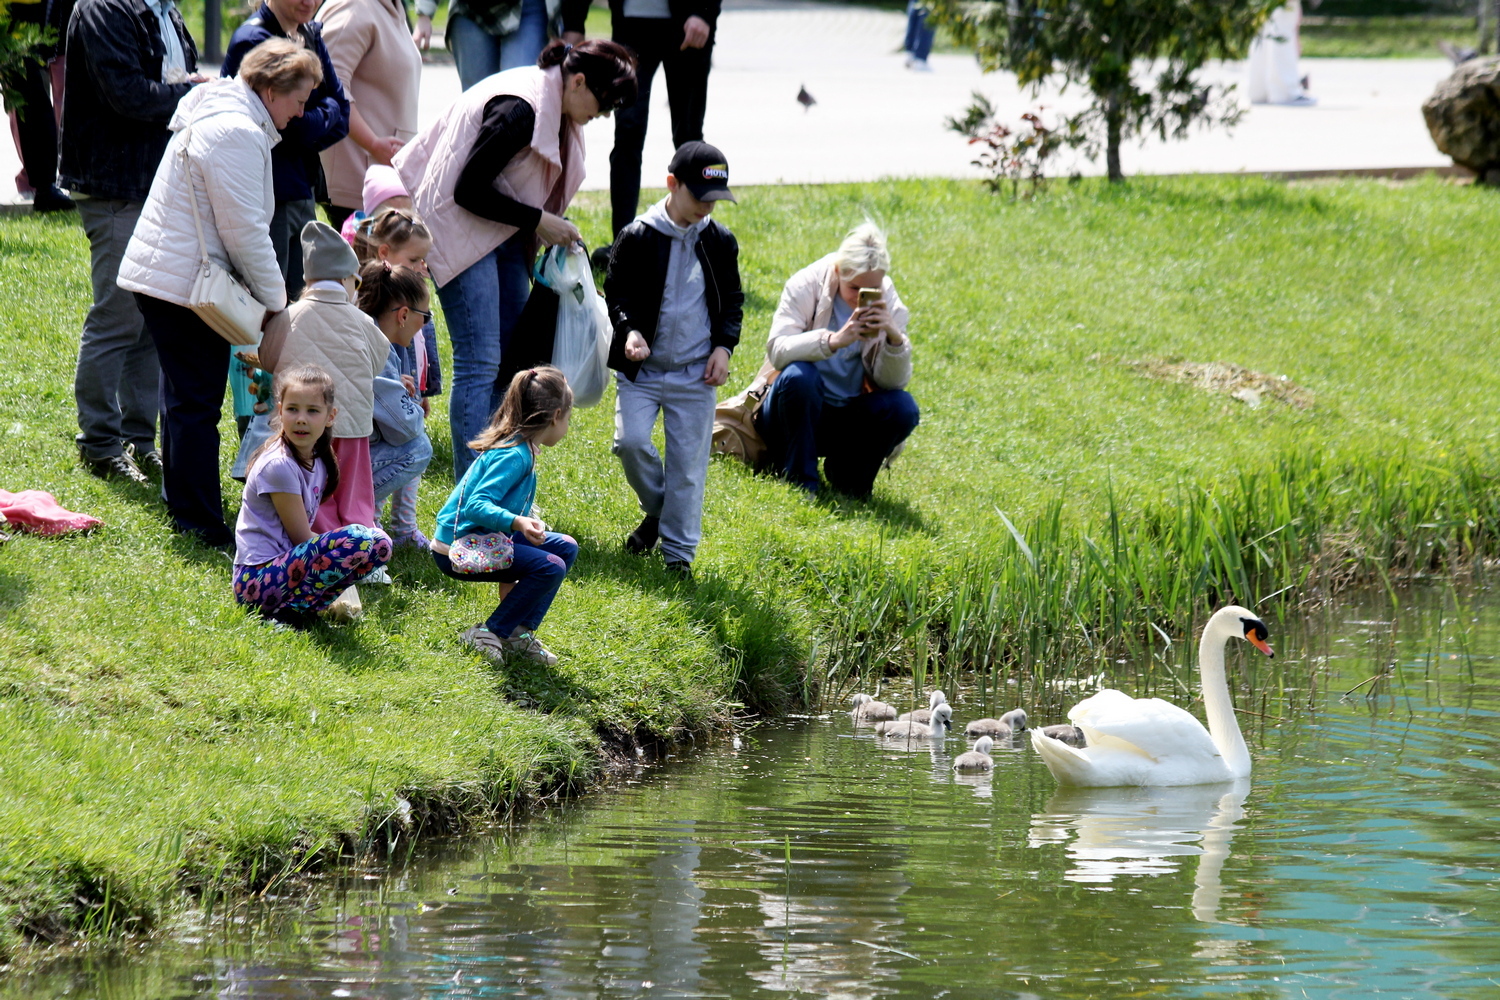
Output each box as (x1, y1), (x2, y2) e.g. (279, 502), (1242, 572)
(5, 174), (1500, 960)
(1301, 15), (1475, 58)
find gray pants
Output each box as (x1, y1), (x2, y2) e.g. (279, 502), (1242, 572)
(74, 198), (159, 461)
(269, 198), (317, 299)
(612, 363), (716, 564)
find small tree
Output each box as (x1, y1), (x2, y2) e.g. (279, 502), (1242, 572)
(930, 0), (1282, 182)
(946, 96), (1083, 199)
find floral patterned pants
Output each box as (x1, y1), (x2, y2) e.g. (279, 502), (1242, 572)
(233, 524), (392, 615)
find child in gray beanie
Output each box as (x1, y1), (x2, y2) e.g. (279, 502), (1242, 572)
(275, 221), (389, 555)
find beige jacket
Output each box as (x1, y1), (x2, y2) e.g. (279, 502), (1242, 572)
(757, 252), (913, 389)
(278, 287), (389, 438)
(316, 0), (422, 210)
(394, 65), (585, 287)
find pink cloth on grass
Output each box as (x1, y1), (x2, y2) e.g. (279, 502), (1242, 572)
(0, 489), (102, 535)
(312, 436), (376, 533)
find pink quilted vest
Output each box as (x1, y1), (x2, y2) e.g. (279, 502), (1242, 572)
(395, 66), (586, 287)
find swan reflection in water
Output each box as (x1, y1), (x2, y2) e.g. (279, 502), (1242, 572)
(1028, 780), (1249, 922)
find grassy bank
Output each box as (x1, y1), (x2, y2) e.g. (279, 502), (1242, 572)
(4, 174), (1500, 960)
(1300, 15), (1475, 59)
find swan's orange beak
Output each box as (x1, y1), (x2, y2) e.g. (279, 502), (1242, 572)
(1248, 633), (1274, 658)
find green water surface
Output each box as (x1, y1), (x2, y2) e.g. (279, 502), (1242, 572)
(15, 590), (1500, 999)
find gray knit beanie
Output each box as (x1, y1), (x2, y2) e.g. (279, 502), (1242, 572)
(300, 220), (360, 282)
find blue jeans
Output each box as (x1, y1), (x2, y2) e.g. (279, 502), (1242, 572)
(449, 0), (550, 92)
(437, 237), (533, 477)
(432, 531), (578, 636)
(371, 430), (433, 512)
(758, 361), (920, 497)
(904, 2), (935, 62)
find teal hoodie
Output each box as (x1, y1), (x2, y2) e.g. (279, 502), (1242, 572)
(435, 443), (537, 544)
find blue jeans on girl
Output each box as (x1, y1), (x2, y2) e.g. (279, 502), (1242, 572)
(432, 531), (578, 636)
(438, 237), (533, 478)
(371, 430), (433, 514)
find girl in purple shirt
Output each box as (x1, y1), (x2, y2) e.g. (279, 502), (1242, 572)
(232, 366), (392, 628)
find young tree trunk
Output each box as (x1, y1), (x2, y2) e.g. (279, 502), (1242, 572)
(1105, 94), (1123, 182)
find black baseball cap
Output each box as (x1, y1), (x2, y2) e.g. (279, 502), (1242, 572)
(669, 141), (737, 203)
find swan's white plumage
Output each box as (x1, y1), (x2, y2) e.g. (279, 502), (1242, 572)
(1031, 606), (1269, 787)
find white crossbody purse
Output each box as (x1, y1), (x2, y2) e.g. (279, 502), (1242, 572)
(180, 124), (267, 346)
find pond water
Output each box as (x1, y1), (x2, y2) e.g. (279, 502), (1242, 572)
(15, 589), (1500, 999)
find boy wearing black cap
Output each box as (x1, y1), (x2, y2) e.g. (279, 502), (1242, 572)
(605, 141), (744, 576)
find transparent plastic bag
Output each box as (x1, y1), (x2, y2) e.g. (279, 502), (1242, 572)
(536, 245), (610, 408)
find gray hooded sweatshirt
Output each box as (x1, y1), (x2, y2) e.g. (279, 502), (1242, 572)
(640, 197), (713, 372)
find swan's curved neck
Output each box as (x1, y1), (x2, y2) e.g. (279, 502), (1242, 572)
(1200, 611), (1251, 778)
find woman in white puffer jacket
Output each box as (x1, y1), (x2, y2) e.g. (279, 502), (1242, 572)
(119, 39), (322, 547)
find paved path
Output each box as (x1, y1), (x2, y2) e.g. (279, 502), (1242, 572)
(2, 2), (1454, 208)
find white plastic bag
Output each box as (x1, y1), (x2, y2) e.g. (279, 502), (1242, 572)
(537, 245), (610, 408)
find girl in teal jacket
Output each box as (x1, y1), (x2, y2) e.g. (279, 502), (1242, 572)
(431, 366), (576, 666)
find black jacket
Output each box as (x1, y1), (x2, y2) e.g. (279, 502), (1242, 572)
(605, 217), (743, 382)
(222, 5), (350, 203)
(59, 0), (197, 202)
(607, 0), (721, 28)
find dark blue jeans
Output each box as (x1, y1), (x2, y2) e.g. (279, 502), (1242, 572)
(904, 2), (935, 61)
(433, 530), (578, 636)
(758, 361), (920, 497)
(136, 293), (234, 545)
(437, 237), (533, 477)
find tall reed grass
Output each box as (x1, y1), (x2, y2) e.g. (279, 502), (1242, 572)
(816, 446), (1499, 713)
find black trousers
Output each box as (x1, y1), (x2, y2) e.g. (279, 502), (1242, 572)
(610, 16), (713, 236)
(4, 2), (58, 191)
(136, 294), (235, 546)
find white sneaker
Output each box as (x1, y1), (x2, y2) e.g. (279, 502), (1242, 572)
(362, 566), (393, 585)
(908, 58), (933, 73)
(1284, 94), (1317, 107)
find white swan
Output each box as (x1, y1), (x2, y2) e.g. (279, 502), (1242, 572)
(898, 689), (948, 723)
(875, 703), (953, 739)
(850, 692), (897, 722)
(953, 736), (995, 771)
(1031, 605), (1272, 787)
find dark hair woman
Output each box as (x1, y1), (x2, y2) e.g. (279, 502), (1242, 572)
(394, 38), (636, 476)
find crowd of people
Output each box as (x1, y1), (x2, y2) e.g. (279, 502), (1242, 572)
(29, 0), (922, 666)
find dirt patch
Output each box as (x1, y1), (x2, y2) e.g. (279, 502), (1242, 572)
(1106, 357), (1315, 409)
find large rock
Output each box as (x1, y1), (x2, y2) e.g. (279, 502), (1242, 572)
(1424, 57), (1500, 179)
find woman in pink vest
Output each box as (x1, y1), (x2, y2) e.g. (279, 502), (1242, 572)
(395, 39), (637, 476)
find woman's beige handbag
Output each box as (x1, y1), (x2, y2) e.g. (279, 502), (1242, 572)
(711, 375), (773, 467)
(182, 138), (266, 346)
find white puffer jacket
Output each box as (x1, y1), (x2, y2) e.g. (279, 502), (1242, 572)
(118, 77), (287, 313)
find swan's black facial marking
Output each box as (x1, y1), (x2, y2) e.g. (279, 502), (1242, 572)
(1240, 617), (1274, 658)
